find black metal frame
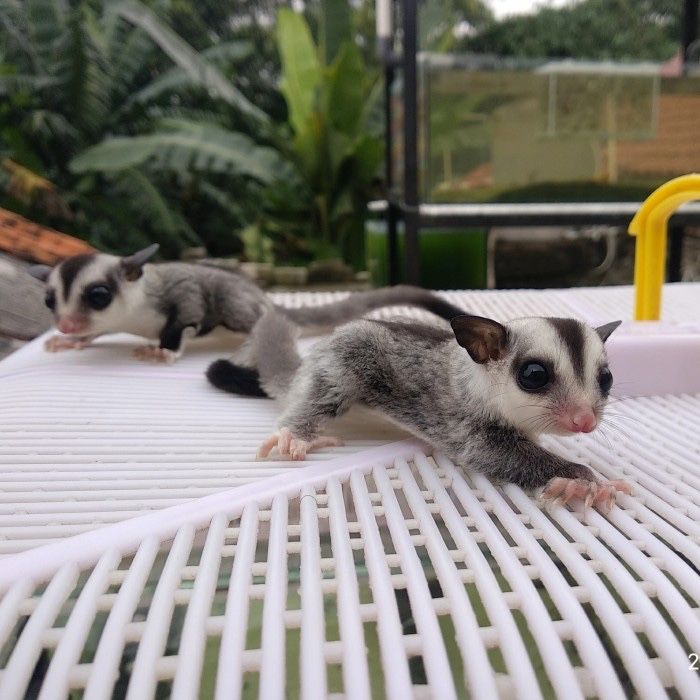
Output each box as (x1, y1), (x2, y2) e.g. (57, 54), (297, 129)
(381, 0), (700, 286)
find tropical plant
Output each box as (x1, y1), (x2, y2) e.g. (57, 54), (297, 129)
(0, 0), (281, 256)
(161, 0), (290, 121)
(1, 1), (387, 268)
(254, 6), (384, 268)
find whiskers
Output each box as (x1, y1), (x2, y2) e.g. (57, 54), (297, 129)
(593, 398), (643, 448)
(593, 422), (617, 452)
(516, 400), (558, 435)
(605, 390), (638, 405)
(600, 415), (636, 442)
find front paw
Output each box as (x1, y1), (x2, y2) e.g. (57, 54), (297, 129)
(256, 427), (344, 461)
(542, 477), (632, 512)
(132, 345), (178, 364)
(44, 335), (91, 352)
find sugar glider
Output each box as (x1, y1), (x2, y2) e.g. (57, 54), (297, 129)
(28, 244), (464, 362)
(207, 310), (630, 510)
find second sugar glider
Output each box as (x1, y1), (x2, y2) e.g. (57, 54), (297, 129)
(207, 310), (631, 510)
(28, 244), (464, 362)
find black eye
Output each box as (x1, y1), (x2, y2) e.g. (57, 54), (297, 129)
(598, 367), (613, 394)
(85, 285), (112, 310)
(45, 290), (56, 311)
(517, 362), (550, 391)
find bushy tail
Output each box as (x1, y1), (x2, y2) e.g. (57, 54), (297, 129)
(278, 285), (463, 326)
(206, 311), (301, 399)
(205, 362), (268, 397)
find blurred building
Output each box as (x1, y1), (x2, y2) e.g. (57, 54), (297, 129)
(419, 56), (700, 201)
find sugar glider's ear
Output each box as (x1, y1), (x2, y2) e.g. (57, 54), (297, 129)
(121, 243), (159, 281)
(595, 320), (622, 343)
(27, 265), (52, 282)
(450, 314), (508, 364)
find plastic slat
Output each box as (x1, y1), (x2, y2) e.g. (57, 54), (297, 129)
(0, 285), (698, 698)
(0, 441), (697, 697)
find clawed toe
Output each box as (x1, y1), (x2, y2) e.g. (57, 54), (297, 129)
(133, 346), (176, 364)
(543, 477), (587, 505)
(289, 438), (308, 460)
(609, 479), (633, 495)
(256, 427), (297, 460)
(542, 477), (631, 512)
(45, 335), (90, 352)
(277, 427), (293, 455)
(132, 346), (153, 360)
(256, 432), (280, 459)
(256, 428), (343, 461)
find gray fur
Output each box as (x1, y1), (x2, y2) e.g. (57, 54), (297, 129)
(28, 265), (52, 282)
(122, 243), (159, 271)
(144, 263), (269, 336)
(241, 310), (302, 397)
(245, 313), (621, 490)
(282, 286), (464, 326)
(37, 249), (465, 357)
(595, 320), (623, 342)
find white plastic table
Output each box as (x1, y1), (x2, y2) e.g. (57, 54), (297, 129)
(0, 285), (698, 699)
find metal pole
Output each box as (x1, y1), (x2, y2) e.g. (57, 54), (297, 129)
(682, 0), (699, 64)
(378, 1), (400, 284)
(385, 62), (400, 284)
(402, 0), (420, 285)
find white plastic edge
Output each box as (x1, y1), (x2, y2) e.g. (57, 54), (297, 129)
(0, 439), (428, 594)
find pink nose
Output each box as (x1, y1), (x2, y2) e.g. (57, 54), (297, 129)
(57, 317), (87, 335)
(569, 410), (597, 433)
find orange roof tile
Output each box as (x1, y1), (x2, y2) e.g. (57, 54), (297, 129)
(0, 208), (93, 265)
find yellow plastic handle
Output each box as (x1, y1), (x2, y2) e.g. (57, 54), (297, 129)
(629, 174), (700, 320)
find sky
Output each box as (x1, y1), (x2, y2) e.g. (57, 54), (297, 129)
(486, 0), (574, 20)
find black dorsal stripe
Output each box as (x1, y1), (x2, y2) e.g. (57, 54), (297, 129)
(59, 254), (97, 300)
(547, 317), (585, 381)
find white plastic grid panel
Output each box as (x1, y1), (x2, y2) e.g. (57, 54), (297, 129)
(0, 368), (408, 554)
(555, 283), (700, 324)
(0, 437), (697, 699)
(0, 284), (699, 697)
(0, 284), (697, 556)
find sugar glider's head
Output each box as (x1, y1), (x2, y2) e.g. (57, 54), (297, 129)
(450, 314), (621, 437)
(29, 244), (159, 337)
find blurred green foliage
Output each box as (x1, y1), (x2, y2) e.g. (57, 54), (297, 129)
(0, 0), (383, 263)
(0, 0), (692, 264)
(253, 6), (384, 268)
(461, 0), (683, 61)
